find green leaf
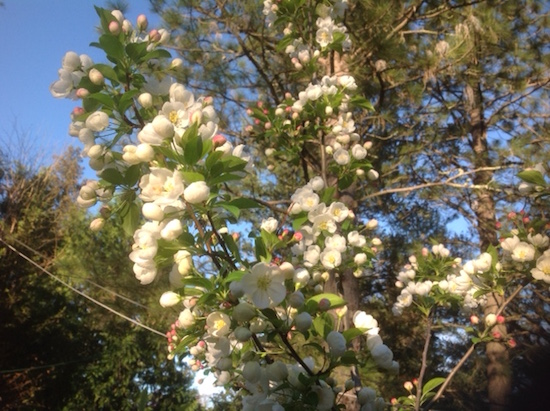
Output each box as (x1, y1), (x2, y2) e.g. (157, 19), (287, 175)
(180, 276), (214, 291)
(342, 328), (364, 343)
(339, 350), (359, 365)
(517, 170), (546, 187)
(121, 202), (140, 236)
(183, 125), (203, 165)
(98, 34), (124, 60)
(205, 150), (225, 172)
(87, 92), (115, 109)
(101, 168), (124, 185)
(292, 214), (309, 231)
(338, 172), (354, 190)
(93, 63), (119, 83)
(255, 237), (270, 262)
(307, 293), (347, 310)
(125, 164), (142, 186)
(350, 95), (374, 111)
(218, 202), (240, 219)
(209, 173), (243, 185)
(142, 49), (172, 62)
(224, 270), (246, 284)
(227, 198), (261, 210)
(422, 377), (446, 395)
(126, 42), (149, 63)
(312, 313), (333, 338)
(118, 89), (141, 113)
(181, 171), (205, 183)
(222, 233), (242, 263)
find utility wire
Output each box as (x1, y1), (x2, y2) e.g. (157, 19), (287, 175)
(0, 236), (167, 338)
(7, 234), (149, 310)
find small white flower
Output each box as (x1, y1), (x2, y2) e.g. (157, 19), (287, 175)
(353, 311), (378, 331)
(241, 263), (286, 309)
(206, 312), (232, 337)
(351, 144), (367, 160)
(261, 217), (278, 233)
(531, 255), (550, 284)
(511, 242), (536, 262)
(320, 249), (342, 269)
(333, 148), (350, 165)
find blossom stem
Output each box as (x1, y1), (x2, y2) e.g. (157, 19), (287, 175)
(278, 331), (315, 376)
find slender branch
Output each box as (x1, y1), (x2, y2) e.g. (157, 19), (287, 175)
(425, 284), (526, 409)
(279, 331), (315, 376)
(363, 166), (509, 200)
(415, 311), (433, 411)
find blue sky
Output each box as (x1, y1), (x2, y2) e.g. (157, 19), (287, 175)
(0, 0), (157, 164)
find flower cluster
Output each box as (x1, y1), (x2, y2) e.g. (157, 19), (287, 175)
(393, 244), (487, 315)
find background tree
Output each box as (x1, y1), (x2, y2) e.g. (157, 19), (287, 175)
(0, 146), (199, 410)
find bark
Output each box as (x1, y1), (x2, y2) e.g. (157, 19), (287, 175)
(467, 72), (511, 410)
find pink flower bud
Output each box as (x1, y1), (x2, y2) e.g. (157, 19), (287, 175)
(523, 216), (530, 224)
(293, 232), (303, 241)
(149, 29), (161, 42)
(495, 221), (502, 229)
(72, 107), (85, 117)
(76, 88), (90, 98)
(109, 21), (120, 35)
(318, 298), (331, 311)
(507, 211), (517, 220)
(470, 315), (479, 324)
(212, 134), (227, 146)
(404, 381), (414, 391)
(496, 315), (505, 324)
(137, 14), (148, 31)
(508, 338), (517, 348)
(492, 331), (502, 339)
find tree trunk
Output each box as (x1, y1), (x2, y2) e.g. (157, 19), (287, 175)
(467, 75), (511, 410)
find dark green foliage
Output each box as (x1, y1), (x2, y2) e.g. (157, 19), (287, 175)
(0, 147), (199, 410)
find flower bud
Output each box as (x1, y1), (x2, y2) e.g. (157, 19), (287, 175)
(149, 29), (161, 42)
(89, 218), (105, 232)
(76, 88), (90, 98)
(170, 58), (183, 69)
(160, 291), (181, 307)
(327, 331), (346, 357)
(249, 317), (267, 333)
(184, 181), (210, 204)
(88, 68), (104, 86)
(318, 298), (331, 311)
(294, 312), (313, 332)
(85, 111), (109, 132)
(138, 92), (153, 108)
(485, 313), (497, 327)
(137, 14), (148, 31)
(266, 361), (288, 382)
(233, 302), (257, 322)
(367, 169), (379, 181)
(289, 291), (305, 308)
(234, 326), (252, 342)
(357, 387), (376, 405)
(108, 21), (120, 35)
(242, 361), (262, 383)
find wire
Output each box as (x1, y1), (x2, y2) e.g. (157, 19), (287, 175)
(7, 235), (149, 310)
(0, 236), (167, 338)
